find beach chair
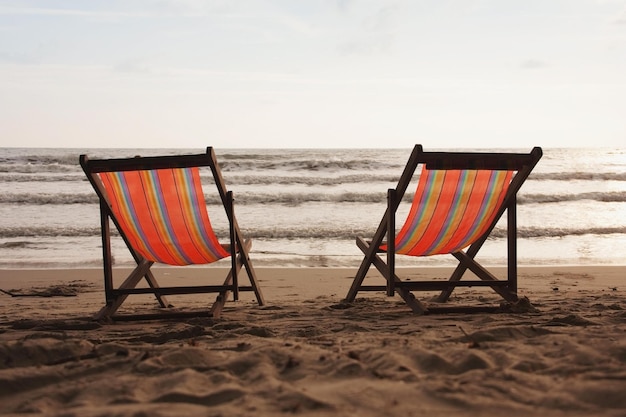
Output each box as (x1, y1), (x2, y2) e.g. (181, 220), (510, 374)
(80, 147), (265, 320)
(346, 145), (542, 314)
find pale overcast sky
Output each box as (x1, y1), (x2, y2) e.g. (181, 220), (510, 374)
(1, 0), (625, 149)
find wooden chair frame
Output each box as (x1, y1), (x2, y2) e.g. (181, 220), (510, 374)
(345, 145), (542, 314)
(80, 147), (265, 320)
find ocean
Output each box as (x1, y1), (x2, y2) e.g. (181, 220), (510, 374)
(1, 147), (625, 269)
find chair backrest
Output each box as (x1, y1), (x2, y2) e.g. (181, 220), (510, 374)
(395, 167), (514, 256)
(384, 145), (542, 258)
(95, 165), (229, 266)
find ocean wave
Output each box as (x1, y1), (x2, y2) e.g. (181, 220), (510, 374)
(0, 152), (85, 173)
(2, 225), (625, 240)
(0, 174), (84, 182)
(0, 155), (395, 174)
(0, 163), (77, 174)
(519, 192), (626, 204)
(212, 174), (401, 186)
(0, 153), (80, 167)
(0, 258), (107, 268)
(0, 241), (33, 249)
(219, 158), (397, 173)
(2, 172), (625, 191)
(3, 167), (625, 184)
(248, 226), (626, 240)
(531, 172), (626, 181)
(0, 194), (98, 204)
(235, 192), (396, 205)
(237, 191), (626, 205)
(2, 190), (625, 205)
(3, 148), (626, 182)
(0, 226), (101, 238)
(490, 226), (626, 239)
(220, 152), (281, 161)
(0, 191), (393, 205)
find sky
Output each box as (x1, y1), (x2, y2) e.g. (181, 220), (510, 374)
(0, 0), (625, 149)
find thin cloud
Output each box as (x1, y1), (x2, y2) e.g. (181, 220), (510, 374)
(114, 60), (152, 74)
(335, 0), (353, 11)
(0, 5), (137, 17)
(520, 59), (548, 69)
(0, 51), (39, 65)
(363, 4), (399, 32)
(337, 35), (394, 56)
(337, 4), (399, 56)
(0, 4), (206, 19)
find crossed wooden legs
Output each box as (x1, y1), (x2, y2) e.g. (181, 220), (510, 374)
(95, 239), (263, 321)
(345, 237), (518, 314)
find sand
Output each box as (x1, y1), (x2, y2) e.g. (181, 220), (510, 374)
(0, 265), (625, 416)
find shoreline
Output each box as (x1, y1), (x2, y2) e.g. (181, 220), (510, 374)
(2, 264), (624, 288)
(1, 265), (623, 317)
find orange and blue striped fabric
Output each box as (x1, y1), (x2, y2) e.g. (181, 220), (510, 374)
(393, 167), (513, 256)
(98, 167), (230, 266)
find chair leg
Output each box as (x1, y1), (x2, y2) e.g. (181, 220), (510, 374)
(94, 260), (154, 321)
(432, 260), (468, 303)
(209, 238), (252, 318)
(434, 235), (488, 303)
(367, 249), (428, 315)
(434, 251), (518, 303)
(239, 238), (265, 306)
(143, 270), (171, 308)
(345, 237), (376, 302)
(351, 237), (428, 314)
(455, 252), (518, 302)
(209, 257), (244, 318)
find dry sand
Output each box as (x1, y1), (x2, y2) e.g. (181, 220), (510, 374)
(0, 265), (625, 416)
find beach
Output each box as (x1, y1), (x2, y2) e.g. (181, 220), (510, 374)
(3, 0), (626, 414)
(1, 265), (625, 416)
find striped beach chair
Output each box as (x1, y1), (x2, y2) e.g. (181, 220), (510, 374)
(80, 148), (264, 320)
(346, 145), (542, 314)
